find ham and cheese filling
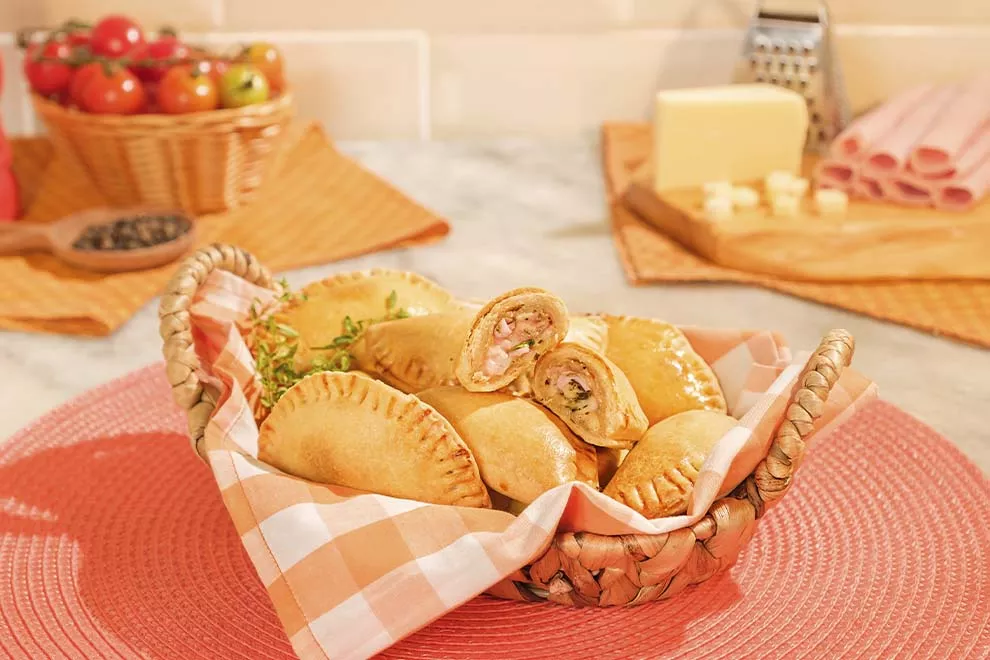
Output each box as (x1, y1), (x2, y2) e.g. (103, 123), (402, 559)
(482, 312), (551, 377)
(548, 366), (598, 414)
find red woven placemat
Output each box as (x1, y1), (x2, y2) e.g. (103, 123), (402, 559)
(1, 366), (987, 659)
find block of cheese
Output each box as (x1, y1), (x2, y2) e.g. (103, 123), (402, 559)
(703, 195), (734, 221)
(770, 194), (800, 218)
(814, 188), (849, 216)
(653, 84), (808, 192)
(731, 185), (760, 209)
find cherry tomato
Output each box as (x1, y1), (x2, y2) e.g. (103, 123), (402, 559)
(80, 65), (146, 114)
(157, 66), (218, 114)
(68, 62), (103, 108)
(219, 64), (269, 108)
(90, 15), (145, 58)
(23, 40), (74, 95)
(241, 42), (284, 92)
(131, 32), (191, 82)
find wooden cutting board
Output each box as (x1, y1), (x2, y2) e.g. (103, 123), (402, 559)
(622, 159), (990, 282)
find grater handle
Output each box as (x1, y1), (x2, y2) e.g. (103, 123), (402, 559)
(757, 0), (826, 20)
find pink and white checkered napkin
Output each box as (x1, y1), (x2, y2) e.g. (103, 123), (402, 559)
(186, 270), (878, 660)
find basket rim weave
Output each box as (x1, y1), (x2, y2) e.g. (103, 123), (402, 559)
(158, 244), (855, 607)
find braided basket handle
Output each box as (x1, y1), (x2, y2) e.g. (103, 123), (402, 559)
(735, 329), (855, 518)
(159, 244), (275, 456)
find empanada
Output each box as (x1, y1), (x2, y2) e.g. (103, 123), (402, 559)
(600, 315), (726, 424)
(532, 342), (648, 449)
(603, 410), (737, 518)
(351, 311), (474, 393)
(259, 372), (490, 508)
(272, 269), (463, 370)
(417, 387), (598, 503)
(456, 287), (569, 392)
(565, 315), (608, 351)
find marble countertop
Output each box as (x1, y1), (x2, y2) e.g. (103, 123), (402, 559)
(2, 138), (988, 472)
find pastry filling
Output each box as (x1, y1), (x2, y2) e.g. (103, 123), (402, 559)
(483, 312), (551, 376)
(547, 366), (598, 414)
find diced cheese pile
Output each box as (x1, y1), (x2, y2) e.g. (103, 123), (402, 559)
(700, 171), (848, 221)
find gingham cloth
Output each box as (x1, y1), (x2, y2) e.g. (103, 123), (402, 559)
(187, 269), (878, 660)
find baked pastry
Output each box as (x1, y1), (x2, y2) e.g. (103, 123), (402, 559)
(417, 387), (598, 503)
(258, 372), (490, 508)
(456, 287), (569, 392)
(351, 311), (474, 393)
(564, 315), (608, 351)
(600, 315), (726, 424)
(603, 410), (737, 518)
(269, 269), (462, 370)
(532, 342), (648, 449)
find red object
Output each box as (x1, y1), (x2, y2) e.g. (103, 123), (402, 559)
(0, 52), (15, 221)
(130, 34), (192, 83)
(79, 65), (146, 115)
(23, 39), (74, 96)
(158, 65), (218, 114)
(0, 367), (987, 659)
(90, 14), (145, 58)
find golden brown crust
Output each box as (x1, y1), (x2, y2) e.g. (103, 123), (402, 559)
(258, 372), (490, 508)
(603, 410), (737, 518)
(455, 287), (569, 393)
(417, 386), (598, 503)
(565, 315), (609, 352)
(351, 311), (475, 393)
(532, 342), (648, 449)
(271, 269), (461, 370)
(600, 315), (726, 424)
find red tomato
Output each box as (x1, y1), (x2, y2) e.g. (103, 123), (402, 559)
(131, 34), (192, 82)
(68, 61), (103, 108)
(157, 66), (218, 114)
(241, 42), (285, 92)
(23, 40), (74, 95)
(0, 168), (18, 221)
(80, 65), (146, 114)
(90, 15), (145, 58)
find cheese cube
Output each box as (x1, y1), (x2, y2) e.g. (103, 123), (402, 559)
(703, 181), (733, 198)
(765, 170), (795, 196)
(788, 177), (810, 198)
(815, 188), (849, 216)
(652, 84), (808, 192)
(703, 196), (734, 221)
(770, 194), (800, 218)
(731, 186), (760, 209)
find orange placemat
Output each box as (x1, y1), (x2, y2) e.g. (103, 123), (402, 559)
(1, 123), (449, 336)
(604, 122), (990, 348)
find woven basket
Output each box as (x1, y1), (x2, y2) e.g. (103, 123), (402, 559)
(32, 93), (294, 214)
(159, 244), (855, 608)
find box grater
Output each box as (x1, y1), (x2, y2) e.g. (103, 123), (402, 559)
(733, 0), (851, 153)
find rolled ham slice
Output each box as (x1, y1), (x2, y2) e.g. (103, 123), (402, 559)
(909, 75), (990, 177)
(881, 173), (934, 207)
(814, 158), (858, 190)
(864, 85), (959, 175)
(914, 125), (990, 180)
(853, 173), (885, 201)
(935, 152), (990, 211)
(830, 84), (934, 160)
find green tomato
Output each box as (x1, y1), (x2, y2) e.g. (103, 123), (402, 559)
(219, 64), (270, 108)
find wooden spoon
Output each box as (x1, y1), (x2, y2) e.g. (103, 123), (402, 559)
(0, 207), (196, 273)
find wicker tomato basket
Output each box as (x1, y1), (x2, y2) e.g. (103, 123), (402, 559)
(32, 93), (294, 214)
(160, 245), (855, 608)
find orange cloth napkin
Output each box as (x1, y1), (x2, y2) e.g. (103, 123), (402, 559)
(1, 123), (449, 336)
(604, 122), (990, 348)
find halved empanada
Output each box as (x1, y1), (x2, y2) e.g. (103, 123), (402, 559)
(456, 287), (569, 392)
(351, 311), (475, 393)
(271, 269), (462, 370)
(603, 410), (737, 518)
(259, 372), (490, 508)
(417, 387), (598, 503)
(600, 315), (726, 424)
(532, 342), (648, 449)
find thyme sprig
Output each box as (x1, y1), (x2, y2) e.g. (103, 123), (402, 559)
(247, 280), (409, 409)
